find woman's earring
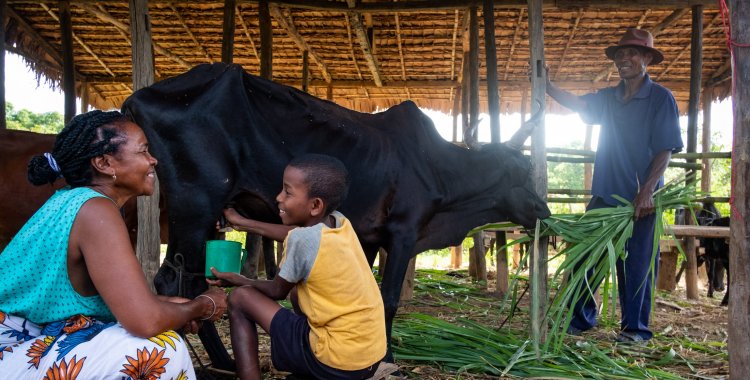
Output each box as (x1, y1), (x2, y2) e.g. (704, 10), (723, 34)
(112, 173), (117, 182)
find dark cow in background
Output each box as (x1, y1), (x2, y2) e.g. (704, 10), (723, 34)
(0, 129), (164, 250)
(696, 202), (730, 305)
(122, 63), (551, 368)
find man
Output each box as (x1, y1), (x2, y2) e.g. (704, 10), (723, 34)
(546, 28), (684, 342)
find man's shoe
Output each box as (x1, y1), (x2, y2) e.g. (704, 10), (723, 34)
(614, 331), (649, 344)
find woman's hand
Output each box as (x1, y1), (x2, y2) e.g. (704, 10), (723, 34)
(196, 287), (228, 322)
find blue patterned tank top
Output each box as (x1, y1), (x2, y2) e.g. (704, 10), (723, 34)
(0, 187), (115, 324)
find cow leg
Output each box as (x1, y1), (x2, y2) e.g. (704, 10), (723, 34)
(707, 257), (715, 298)
(380, 241), (416, 365)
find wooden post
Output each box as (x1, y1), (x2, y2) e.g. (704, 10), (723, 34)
(301, 50), (309, 92)
(221, 0), (236, 64)
(450, 245), (462, 269)
(400, 257), (417, 301)
(584, 125), (593, 190)
(684, 5), (703, 300)
(468, 7), (479, 145)
(451, 85), (461, 142)
(129, 0), (159, 291)
(495, 231), (509, 296)
(729, 0), (750, 376)
(471, 232), (487, 286)
(259, 0), (272, 79)
(0, 0), (5, 129)
(700, 87), (712, 195)
(483, 0), (500, 143)
(59, 1), (75, 124)
(461, 51), (470, 140)
(527, 0), (548, 347)
(79, 80), (88, 114)
(326, 84), (333, 100)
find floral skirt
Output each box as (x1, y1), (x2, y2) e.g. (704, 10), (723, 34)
(0, 311), (196, 380)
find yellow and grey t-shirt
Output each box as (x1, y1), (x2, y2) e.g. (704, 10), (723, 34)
(278, 211), (386, 370)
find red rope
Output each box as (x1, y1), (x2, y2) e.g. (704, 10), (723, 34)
(717, 0), (746, 224)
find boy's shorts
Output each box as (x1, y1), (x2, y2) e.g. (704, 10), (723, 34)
(270, 307), (381, 380)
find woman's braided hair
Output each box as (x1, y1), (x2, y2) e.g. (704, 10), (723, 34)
(28, 110), (132, 187)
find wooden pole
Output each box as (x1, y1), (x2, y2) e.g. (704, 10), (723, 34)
(527, 0), (548, 347)
(684, 4), (703, 300)
(729, 0), (750, 376)
(461, 51), (469, 140)
(0, 0), (5, 129)
(301, 50), (309, 92)
(450, 245), (462, 268)
(472, 232), (487, 285)
(80, 80), (88, 113)
(495, 231), (509, 296)
(259, 0), (272, 79)
(129, 0), (159, 291)
(221, 0), (236, 64)
(700, 87), (712, 194)
(584, 124), (593, 189)
(468, 7), (479, 145)
(483, 0), (500, 143)
(59, 1), (76, 123)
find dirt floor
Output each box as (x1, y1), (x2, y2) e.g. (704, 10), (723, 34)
(186, 269), (730, 380)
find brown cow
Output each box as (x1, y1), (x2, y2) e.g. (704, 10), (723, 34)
(0, 128), (165, 249)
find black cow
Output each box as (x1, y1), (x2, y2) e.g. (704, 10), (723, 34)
(702, 216), (730, 305)
(122, 63), (550, 369)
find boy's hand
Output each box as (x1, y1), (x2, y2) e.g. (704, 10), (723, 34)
(207, 267), (249, 287)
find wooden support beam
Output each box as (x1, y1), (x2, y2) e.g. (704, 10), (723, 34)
(593, 8), (689, 82)
(449, 10), (459, 82)
(170, 4), (213, 63)
(554, 8), (583, 81)
(685, 4), (703, 186)
(129, 0), (158, 293)
(503, 9), (524, 81)
(59, 1), (76, 123)
(222, 0), (236, 64)
(79, 3), (191, 69)
(348, 11), (382, 87)
(236, 5), (260, 64)
(269, 5), (331, 83)
(728, 0), (750, 376)
(468, 7), (479, 147)
(394, 11), (410, 99)
(42, 3), (116, 77)
(483, 0), (500, 143)
(301, 49), (308, 92)
(700, 87), (712, 194)
(528, 0), (548, 350)
(259, 0), (272, 79)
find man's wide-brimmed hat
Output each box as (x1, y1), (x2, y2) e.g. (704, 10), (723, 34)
(605, 28), (664, 65)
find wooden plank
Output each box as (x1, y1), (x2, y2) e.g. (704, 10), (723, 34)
(222, 0), (236, 64)
(59, 1), (76, 123)
(729, 0), (750, 375)
(665, 224), (730, 238)
(269, 4), (331, 83)
(348, 11), (382, 87)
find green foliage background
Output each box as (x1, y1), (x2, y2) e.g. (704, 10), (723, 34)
(5, 102), (64, 134)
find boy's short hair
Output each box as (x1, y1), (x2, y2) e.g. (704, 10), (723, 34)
(288, 154), (349, 215)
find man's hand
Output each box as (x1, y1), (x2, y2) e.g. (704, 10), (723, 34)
(633, 189), (655, 220)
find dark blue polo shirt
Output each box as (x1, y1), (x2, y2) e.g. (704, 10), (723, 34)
(580, 74), (683, 206)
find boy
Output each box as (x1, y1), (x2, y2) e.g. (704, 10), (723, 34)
(209, 154), (387, 380)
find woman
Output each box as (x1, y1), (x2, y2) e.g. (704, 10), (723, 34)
(0, 110), (227, 378)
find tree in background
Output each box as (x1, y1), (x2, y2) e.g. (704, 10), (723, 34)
(5, 102), (63, 134)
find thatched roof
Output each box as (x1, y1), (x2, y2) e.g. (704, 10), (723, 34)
(3, 1), (731, 115)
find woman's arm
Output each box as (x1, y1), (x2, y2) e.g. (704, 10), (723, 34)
(207, 268), (295, 301)
(71, 198), (227, 338)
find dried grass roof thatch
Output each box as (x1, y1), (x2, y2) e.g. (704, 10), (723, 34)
(3, 0), (731, 115)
